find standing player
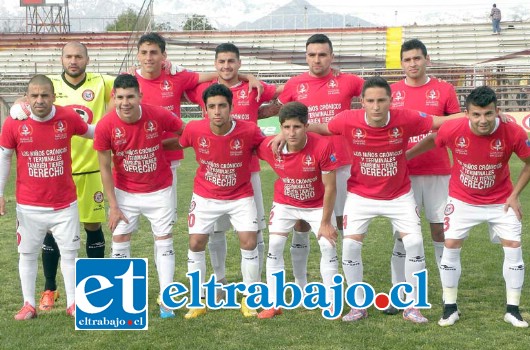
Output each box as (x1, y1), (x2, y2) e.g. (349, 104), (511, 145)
(0, 75), (92, 319)
(256, 102), (339, 319)
(177, 84), (265, 319)
(305, 76), (461, 323)
(407, 86), (530, 327)
(185, 42), (281, 288)
(261, 33), (364, 290)
(10, 41), (113, 311)
(386, 39), (461, 315)
(93, 74), (185, 319)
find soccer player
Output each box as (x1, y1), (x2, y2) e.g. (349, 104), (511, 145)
(407, 86), (530, 328)
(176, 84), (265, 319)
(93, 74), (185, 319)
(385, 39), (461, 315)
(9, 41), (113, 311)
(260, 33), (364, 290)
(256, 101), (339, 319)
(0, 75), (92, 320)
(185, 42), (282, 290)
(304, 76), (462, 323)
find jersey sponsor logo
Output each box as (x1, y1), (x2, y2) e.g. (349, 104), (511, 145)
(197, 136), (210, 154)
(490, 139), (504, 152)
(455, 136), (469, 155)
(425, 89), (440, 102)
(75, 259), (148, 330)
(54, 120), (68, 140)
(303, 154), (316, 168)
(19, 123), (33, 137)
(237, 89), (248, 101)
(388, 127), (404, 144)
(93, 191), (104, 203)
(144, 120), (159, 140)
(160, 79), (173, 92)
(296, 83), (309, 99)
(230, 138), (244, 156)
(327, 78), (340, 95)
(444, 203), (454, 216)
(352, 128), (366, 145)
(82, 89), (95, 102)
(274, 155), (285, 169)
(70, 104), (94, 124)
(392, 90), (405, 102)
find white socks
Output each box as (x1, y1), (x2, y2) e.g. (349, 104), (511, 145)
(19, 252), (39, 307)
(440, 247), (461, 304)
(187, 250), (206, 298)
(290, 230), (310, 288)
(155, 238), (175, 295)
(208, 231), (227, 282)
(111, 240), (131, 258)
(503, 246), (525, 306)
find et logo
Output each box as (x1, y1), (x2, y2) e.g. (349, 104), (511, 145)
(75, 259), (148, 330)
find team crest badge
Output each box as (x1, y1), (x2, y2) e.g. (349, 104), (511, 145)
(303, 154), (315, 167)
(160, 80), (173, 92)
(189, 201), (196, 213)
(490, 139), (504, 152)
(82, 89), (95, 102)
(113, 127), (126, 140)
(19, 124), (33, 137)
(388, 127), (403, 139)
(54, 120), (67, 133)
(444, 204), (454, 216)
(93, 191), (104, 203)
(297, 83), (309, 95)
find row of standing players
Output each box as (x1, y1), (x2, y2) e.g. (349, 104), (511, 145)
(1, 33), (529, 327)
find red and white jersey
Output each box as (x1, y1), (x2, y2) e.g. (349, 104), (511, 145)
(257, 133), (339, 208)
(278, 71), (364, 167)
(135, 69), (199, 162)
(0, 106), (88, 208)
(391, 78), (460, 175)
(328, 108), (433, 200)
(186, 79), (277, 172)
(435, 118), (530, 205)
(93, 104), (184, 193)
(179, 119), (265, 200)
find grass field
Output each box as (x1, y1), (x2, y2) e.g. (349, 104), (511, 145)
(1, 149), (530, 349)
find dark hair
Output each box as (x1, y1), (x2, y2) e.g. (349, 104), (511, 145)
(28, 74), (54, 94)
(400, 39), (427, 60)
(215, 43), (240, 59)
(113, 74), (140, 93)
(202, 83), (233, 106)
(279, 102), (308, 125)
(465, 86), (497, 109)
(62, 41), (88, 57)
(361, 76), (391, 98)
(306, 34), (333, 53)
(137, 32), (166, 53)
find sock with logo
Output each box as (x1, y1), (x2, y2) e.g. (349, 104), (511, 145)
(317, 237), (338, 303)
(42, 233), (60, 291)
(111, 240), (131, 258)
(257, 229), (265, 280)
(433, 241), (445, 270)
(60, 249), (77, 308)
(19, 252), (39, 307)
(240, 247), (259, 289)
(342, 238), (364, 304)
(390, 238), (406, 287)
(208, 231), (227, 282)
(188, 250), (206, 298)
(440, 247), (461, 304)
(266, 234), (288, 304)
(290, 230), (310, 288)
(85, 227), (105, 258)
(402, 234), (426, 303)
(155, 238), (175, 294)
(503, 246), (524, 306)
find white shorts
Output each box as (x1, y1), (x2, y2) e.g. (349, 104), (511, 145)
(334, 164), (351, 217)
(443, 197), (521, 243)
(113, 186), (175, 237)
(213, 172), (266, 232)
(343, 190), (421, 237)
(268, 202), (336, 235)
(16, 203), (81, 253)
(188, 193), (258, 234)
(410, 175), (449, 223)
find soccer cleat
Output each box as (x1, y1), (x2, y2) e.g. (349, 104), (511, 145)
(160, 305), (175, 319)
(241, 297), (258, 317)
(382, 305), (399, 315)
(14, 302), (37, 320)
(66, 303), (75, 317)
(342, 308), (368, 322)
(258, 308), (282, 319)
(39, 290), (59, 311)
(403, 307), (428, 323)
(184, 307), (207, 319)
(438, 304), (459, 327)
(504, 306), (528, 328)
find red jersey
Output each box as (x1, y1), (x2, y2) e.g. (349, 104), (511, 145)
(135, 69), (199, 162)
(0, 106), (88, 208)
(328, 108), (433, 200)
(179, 119), (265, 200)
(391, 78), (460, 175)
(435, 118), (530, 205)
(257, 133), (339, 208)
(278, 71), (364, 167)
(186, 80), (277, 172)
(93, 104), (184, 193)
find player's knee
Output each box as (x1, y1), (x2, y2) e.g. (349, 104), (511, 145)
(60, 249), (77, 261)
(154, 233), (172, 241)
(113, 233), (131, 243)
(84, 222), (102, 231)
(401, 233), (424, 255)
(20, 252), (39, 262)
(209, 231), (227, 243)
(294, 220), (311, 232)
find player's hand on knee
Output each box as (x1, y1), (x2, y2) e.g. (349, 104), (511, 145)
(317, 222), (338, 246)
(108, 207), (129, 232)
(10, 102), (31, 120)
(504, 194), (522, 221)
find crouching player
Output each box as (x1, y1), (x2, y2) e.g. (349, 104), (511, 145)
(0, 75), (92, 319)
(407, 86), (530, 327)
(256, 102), (339, 319)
